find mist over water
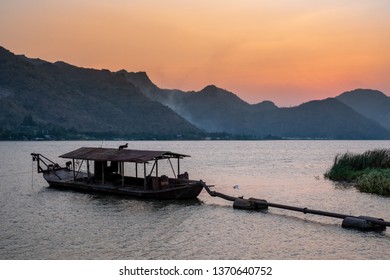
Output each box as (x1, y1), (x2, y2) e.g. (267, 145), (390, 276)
(1, 140), (390, 259)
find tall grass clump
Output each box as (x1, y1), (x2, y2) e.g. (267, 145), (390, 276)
(356, 169), (390, 196)
(324, 149), (390, 196)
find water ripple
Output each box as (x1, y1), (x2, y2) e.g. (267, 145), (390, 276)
(1, 140), (390, 259)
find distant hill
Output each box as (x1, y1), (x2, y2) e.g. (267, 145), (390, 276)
(126, 69), (390, 139)
(1, 46), (389, 140)
(251, 101), (278, 112)
(121, 71), (256, 134)
(336, 89), (390, 130)
(0, 46), (203, 140)
(251, 98), (390, 139)
(157, 85), (256, 134)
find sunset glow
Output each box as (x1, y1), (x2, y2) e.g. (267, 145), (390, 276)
(1, 0), (390, 106)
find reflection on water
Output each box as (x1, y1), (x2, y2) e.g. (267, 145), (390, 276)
(0, 140), (390, 259)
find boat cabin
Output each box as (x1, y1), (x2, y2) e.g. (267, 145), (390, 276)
(59, 147), (190, 190)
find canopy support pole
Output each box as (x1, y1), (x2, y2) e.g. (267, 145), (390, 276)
(102, 162), (104, 184)
(121, 162), (124, 187)
(168, 158), (177, 178)
(143, 163), (147, 190)
(72, 159), (75, 180)
(87, 160), (90, 182)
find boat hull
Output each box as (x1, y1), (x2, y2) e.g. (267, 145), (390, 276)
(43, 169), (203, 200)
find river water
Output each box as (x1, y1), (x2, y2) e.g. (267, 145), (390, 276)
(0, 140), (389, 260)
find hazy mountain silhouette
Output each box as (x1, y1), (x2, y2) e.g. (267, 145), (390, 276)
(0, 46), (202, 139)
(127, 69), (390, 139)
(336, 89), (390, 130)
(251, 98), (389, 139)
(1, 46), (389, 140)
(251, 100), (278, 112)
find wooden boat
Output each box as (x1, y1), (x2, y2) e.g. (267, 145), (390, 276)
(31, 146), (203, 200)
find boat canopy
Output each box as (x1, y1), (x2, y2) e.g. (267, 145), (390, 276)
(59, 147), (189, 163)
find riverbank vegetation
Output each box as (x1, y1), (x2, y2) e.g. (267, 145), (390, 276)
(325, 149), (390, 196)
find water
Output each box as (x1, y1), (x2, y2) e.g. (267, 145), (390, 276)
(1, 140), (390, 260)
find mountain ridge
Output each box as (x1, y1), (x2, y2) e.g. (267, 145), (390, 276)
(1, 46), (389, 140)
(127, 68), (390, 139)
(336, 89), (390, 130)
(0, 46), (203, 139)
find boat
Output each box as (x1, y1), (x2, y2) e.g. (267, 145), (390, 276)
(31, 146), (204, 200)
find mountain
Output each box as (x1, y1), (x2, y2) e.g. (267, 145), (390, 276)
(125, 69), (390, 139)
(121, 71), (256, 134)
(251, 98), (390, 139)
(1, 46), (389, 140)
(0, 46), (203, 140)
(336, 89), (390, 130)
(251, 100), (278, 112)
(156, 85), (256, 134)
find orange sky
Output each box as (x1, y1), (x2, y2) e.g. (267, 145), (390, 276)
(1, 0), (390, 106)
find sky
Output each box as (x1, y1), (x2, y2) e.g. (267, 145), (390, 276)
(1, 0), (390, 106)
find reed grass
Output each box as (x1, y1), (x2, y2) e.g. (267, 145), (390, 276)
(356, 169), (390, 196)
(324, 149), (390, 196)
